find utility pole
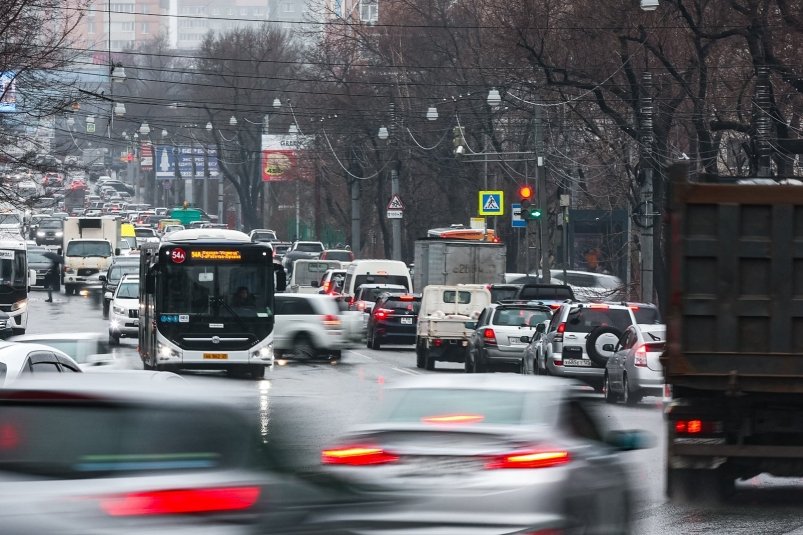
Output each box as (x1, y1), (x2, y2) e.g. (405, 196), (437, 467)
(389, 102), (401, 261)
(534, 100), (548, 283)
(351, 177), (360, 257)
(640, 71), (655, 303)
(755, 66), (772, 179)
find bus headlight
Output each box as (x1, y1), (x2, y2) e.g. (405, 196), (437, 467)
(157, 342), (181, 360)
(11, 299), (27, 311)
(251, 343), (274, 363)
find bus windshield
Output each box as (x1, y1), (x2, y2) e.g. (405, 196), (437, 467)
(0, 250), (25, 287)
(161, 262), (272, 318)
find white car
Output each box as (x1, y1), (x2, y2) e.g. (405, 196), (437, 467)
(550, 270), (625, 301)
(9, 332), (117, 370)
(108, 274), (139, 345)
(272, 294), (356, 360)
(0, 342), (82, 385)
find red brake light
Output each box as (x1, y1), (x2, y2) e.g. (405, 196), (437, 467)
(374, 308), (392, 320)
(422, 414), (485, 425)
(399, 294), (414, 301)
(556, 322), (566, 334)
(588, 303), (609, 309)
(628, 305), (640, 311)
(486, 449), (570, 469)
(356, 301), (365, 311)
(634, 344), (647, 367)
(674, 419), (722, 435)
(323, 281), (331, 293)
(322, 314), (340, 327)
(549, 304), (561, 310)
(483, 328), (497, 344)
(100, 486), (261, 516)
(322, 445), (399, 466)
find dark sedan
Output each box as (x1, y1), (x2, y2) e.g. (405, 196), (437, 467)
(366, 292), (421, 349)
(26, 246), (57, 289)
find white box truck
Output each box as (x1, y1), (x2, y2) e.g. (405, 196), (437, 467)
(413, 239), (506, 290)
(62, 217), (122, 295)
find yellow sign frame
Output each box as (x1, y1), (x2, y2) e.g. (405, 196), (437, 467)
(478, 190), (505, 216)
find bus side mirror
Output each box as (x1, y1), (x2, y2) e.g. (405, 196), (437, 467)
(145, 272), (155, 294)
(274, 264), (287, 292)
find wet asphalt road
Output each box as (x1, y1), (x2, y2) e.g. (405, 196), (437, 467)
(26, 287), (803, 534)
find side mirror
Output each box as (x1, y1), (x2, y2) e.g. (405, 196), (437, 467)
(464, 321), (477, 330)
(520, 335), (530, 344)
(536, 323), (546, 334)
(605, 429), (655, 451)
(114, 248), (121, 256)
(104, 291), (113, 300)
(98, 274), (107, 282)
(602, 343), (615, 352)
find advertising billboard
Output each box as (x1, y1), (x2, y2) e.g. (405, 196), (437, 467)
(261, 133), (312, 182)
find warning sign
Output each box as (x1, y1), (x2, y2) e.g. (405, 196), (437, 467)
(387, 194), (405, 210)
(478, 191), (504, 216)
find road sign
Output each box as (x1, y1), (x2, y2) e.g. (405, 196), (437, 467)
(387, 194), (405, 210)
(86, 122), (95, 134)
(479, 190), (504, 216)
(386, 209), (403, 219)
(470, 217), (485, 230)
(155, 145), (177, 180)
(140, 144), (153, 171)
(512, 203), (526, 228)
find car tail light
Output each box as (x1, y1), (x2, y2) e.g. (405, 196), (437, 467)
(634, 344), (647, 367)
(422, 414), (485, 425)
(399, 294), (414, 301)
(321, 445), (399, 465)
(486, 449), (570, 469)
(433, 338), (443, 347)
(483, 328), (497, 345)
(99, 486), (261, 516)
(374, 308), (392, 320)
(554, 322), (566, 343)
(322, 281), (331, 293)
(628, 305), (640, 311)
(674, 419), (723, 435)
(356, 301), (365, 311)
(556, 322), (566, 334)
(588, 303), (609, 309)
(322, 314), (341, 328)
(549, 304), (561, 310)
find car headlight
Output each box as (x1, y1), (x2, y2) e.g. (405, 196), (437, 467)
(64, 267), (74, 274)
(36, 231), (44, 237)
(11, 299), (26, 311)
(55, 231), (63, 237)
(113, 305), (125, 315)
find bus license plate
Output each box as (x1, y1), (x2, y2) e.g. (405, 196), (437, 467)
(203, 353), (228, 360)
(401, 317), (413, 324)
(563, 359), (592, 367)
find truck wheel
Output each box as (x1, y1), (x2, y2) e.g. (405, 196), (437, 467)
(425, 353), (436, 371)
(65, 284), (75, 296)
(415, 341), (425, 369)
(249, 365), (266, 380)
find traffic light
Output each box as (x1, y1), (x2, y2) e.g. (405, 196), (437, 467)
(453, 126), (466, 154)
(524, 206), (543, 220)
(518, 184), (541, 220)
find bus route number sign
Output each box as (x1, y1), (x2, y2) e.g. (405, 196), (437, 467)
(171, 248), (187, 264)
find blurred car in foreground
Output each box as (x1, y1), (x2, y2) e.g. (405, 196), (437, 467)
(320, 375), (649, 534)
(0, 374), (336, 534)
(0, 342), (82, 385)
(9, 332), (117, 370)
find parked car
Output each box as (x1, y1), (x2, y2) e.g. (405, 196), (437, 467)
(272, 293), (354, 360)
(108, 274), (139, 345)
(524, 302), (638, 390)
(465, 302), (552, 373)
(319, 374), (649, 534)
(604, 324), (666, 404)
(0, 342), (82, 385)
(366, 292), (421, 349)
(100, 256), (140, 318)
(9, 332), (116, 369)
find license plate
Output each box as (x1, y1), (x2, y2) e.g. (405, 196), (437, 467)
(203, 353), (228, 360)
(133, 319), (139, 326)
(509, 336), (525, 345)
(404, 457), (472, 476)
(401, 317), (413, 325)
(563, 359), (592, 367)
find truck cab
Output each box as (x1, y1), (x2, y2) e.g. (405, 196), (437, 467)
(62, 217), (121, 296)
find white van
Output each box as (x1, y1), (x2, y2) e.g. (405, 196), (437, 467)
(342, 259), (412, 298)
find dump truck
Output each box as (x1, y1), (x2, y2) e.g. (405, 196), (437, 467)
(664, 164), (803, 501)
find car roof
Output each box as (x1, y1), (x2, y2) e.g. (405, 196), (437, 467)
(0, 342), (79, 365)
(389, 374), (576, 393)
(9, 332), (104, 342)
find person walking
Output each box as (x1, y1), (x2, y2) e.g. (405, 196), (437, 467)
(42, 251), (63, 303)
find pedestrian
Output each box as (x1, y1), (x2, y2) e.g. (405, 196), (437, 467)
(42, 251), (63, 303)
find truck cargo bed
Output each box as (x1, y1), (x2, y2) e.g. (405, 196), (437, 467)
(666, 179), (803, 393)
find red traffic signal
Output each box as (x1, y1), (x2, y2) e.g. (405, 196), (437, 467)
(518, 185), (533, 200)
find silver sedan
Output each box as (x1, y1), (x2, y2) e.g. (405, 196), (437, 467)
(603, 324), (666, 405)
(319, 374), (651, 534)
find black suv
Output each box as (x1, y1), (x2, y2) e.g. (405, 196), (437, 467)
(366, 292), (422, 350)
(514, 283), (575, 308)
(34, 218), (64, 246)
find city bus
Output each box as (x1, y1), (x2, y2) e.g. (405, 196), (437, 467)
(138, 228), (286, 379)
(427, 225), (499, 242)
(0, 232), (36, 334)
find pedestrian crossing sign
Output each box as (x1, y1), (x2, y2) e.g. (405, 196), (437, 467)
(478, 190), (504, 216)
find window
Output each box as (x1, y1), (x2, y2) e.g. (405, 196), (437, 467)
(274, 296), (315, 315)
(32, 362), (60, 373)
(141, 22), (149, 33)
(87, 22), (96, 33)
(443, 290), (471, 304)
(360, 0), (378, 22)
(119, 21), (135, 32)
(493, 308), (551, 327)
(109, 3), (135, 13)
(282, 2), (295, 12)
(140, 4), (148, 13)
(564, 307), (632, 333)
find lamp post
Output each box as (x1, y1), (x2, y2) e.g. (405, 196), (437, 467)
(377, 120), (401, 261)
(262, 98), (282, 230)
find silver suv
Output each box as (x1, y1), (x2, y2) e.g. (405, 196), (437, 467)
(526, 302), (639, 389)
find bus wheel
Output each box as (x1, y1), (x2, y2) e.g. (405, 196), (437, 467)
(249, 365), (266, 380)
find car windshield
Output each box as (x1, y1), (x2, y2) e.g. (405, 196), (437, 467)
(493, 308), (551, 327)
(355, 275), (409, 290)
(633, 307), (661, 324)
(0, 251), (25, 287)
(116, 282), (139, 299)
(39, 220), (62, 229)
(65, 241), (111, 258)
(295, 243), (324, 253)
(565, 307), (632, 333)
(360, 286), (404, 302)
(27, 252), (49, 263)
(490, 287), (519, 303)
(323, 251), (352, 261)
(382, 298), (421, 314)
(135, 229), (155, 237)
(252, 232), (275, 242)
(0, 404), (252, 478)
(519, 286), (574, 300)
(375, 388), (554, 426)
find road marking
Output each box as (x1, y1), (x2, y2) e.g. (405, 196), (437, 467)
(392, 367), (420, 376)
(347, 350), (376, 362)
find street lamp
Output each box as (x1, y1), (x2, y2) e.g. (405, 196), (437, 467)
(114, 102), (126, 117)
(161, 129), (168, 139)
(110, 63), (126, 83)
(139, 122), (151, 136)
(377, 121), (401, 261)
(640, 0), (659, 10)
(377, 126), (389, 140)
(66, 116), (75, 129)
(229, 116), (238, 126)
(487, 88), (502, 109)
(426, 106), (438, 121)
(206, 122), (212, 132)
(272, 98), (281, 108)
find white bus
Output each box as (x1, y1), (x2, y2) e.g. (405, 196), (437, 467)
(0, 233), (37, 334)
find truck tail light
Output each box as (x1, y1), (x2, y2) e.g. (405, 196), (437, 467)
(634, 345), (647, 367)
(674, 419), (723, 435)
(483, 328), (497, 346)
